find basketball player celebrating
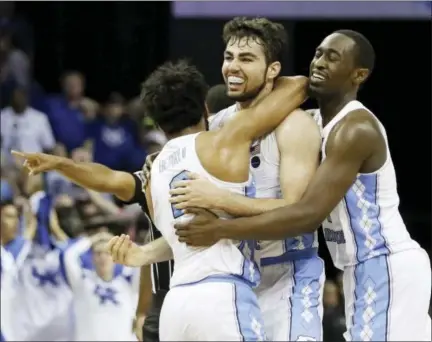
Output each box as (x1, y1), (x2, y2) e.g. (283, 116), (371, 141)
(169, 17), (324, 341)
(14, 60), (308, 340)
(175, 30), (432, 341)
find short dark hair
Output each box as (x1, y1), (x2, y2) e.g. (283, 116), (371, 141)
(334, 30), (375, 74)
(223, 17), (288, 63)
(140, 60), (209, 135)
(206, 84), (235, 114)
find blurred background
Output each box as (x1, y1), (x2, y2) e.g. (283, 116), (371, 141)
(1, 1), (430, 341)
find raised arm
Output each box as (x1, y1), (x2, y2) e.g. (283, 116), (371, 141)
(59, 237), (92, 289)
(170, 110), (320, 216)
(218, 76), (308, 145)
(12, 150), (137, 202)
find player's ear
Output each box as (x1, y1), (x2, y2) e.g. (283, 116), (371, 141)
(267, 61), (281, 81)
(353, 68), (369, 85)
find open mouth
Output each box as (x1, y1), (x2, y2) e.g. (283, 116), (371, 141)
(227, 76), (245, 90)
(310, 71), (327, 84)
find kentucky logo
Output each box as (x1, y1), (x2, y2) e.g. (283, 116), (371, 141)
(32, 266), (60, 287)
(94, 285), (119, 305)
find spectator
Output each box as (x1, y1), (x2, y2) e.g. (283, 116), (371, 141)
(0, 29), (30, 88)
(0, 2), (34, 57)
(44, 71), (98, 153)
(323, 280), (345, 342)
(140, 115), (167, 154)
(1, 86), (55, 167)
(205, 83), (235, 116)
(0, 29), (31, 108)
(86, 92), (145, 172)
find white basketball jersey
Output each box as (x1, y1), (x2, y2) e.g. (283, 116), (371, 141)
(151, 132), (259, 288)
(1, 246), (19, 341)
(211, 105), (318, 266)
(317, 100), (419, 269)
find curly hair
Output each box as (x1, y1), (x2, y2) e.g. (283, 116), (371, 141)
(222, 17), (288, 63)
(140, 60), (209, 135)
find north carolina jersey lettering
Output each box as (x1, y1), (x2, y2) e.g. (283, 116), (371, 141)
(316, 100), (419, 269)
(211, 105), (318, 266)
(151, 132), (260, 288)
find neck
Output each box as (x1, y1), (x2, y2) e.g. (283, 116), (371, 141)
(1, 236), (13, 245)
(12, 106), (26, 114)
(66, 96), (81, 108)
(236, 81), (273, 110)
(318, 90), (357, 127)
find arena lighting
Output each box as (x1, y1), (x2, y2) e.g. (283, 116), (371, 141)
(173, 1), (431, 19)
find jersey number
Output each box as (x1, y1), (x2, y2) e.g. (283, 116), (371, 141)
(169, 170), (190, 219)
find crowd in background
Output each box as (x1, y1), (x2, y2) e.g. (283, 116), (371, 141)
(0, 7), (429, 342)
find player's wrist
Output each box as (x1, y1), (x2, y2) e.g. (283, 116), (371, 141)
(56, 156), (73, 171)
(213, 188), (234, 211)
(215, 219), (233, 240)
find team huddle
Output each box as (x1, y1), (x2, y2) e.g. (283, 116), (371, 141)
(11, 17), (431, 341)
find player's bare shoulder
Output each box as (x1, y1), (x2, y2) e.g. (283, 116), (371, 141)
(332, 108), (381, 144)
(209, 104), (237, 131)
(275, 109), (321, 143)
(327, 108), (385, 163)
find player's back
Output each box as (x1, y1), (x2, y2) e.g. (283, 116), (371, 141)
(320, 100), (420, 269)
(151, 132), (259, 288)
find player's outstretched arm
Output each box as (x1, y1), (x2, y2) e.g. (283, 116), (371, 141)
(218, 76), (308, 146)
(12, 151), (136, 202)
(170, 110), (321, 216)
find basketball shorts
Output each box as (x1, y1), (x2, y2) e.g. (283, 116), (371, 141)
(159, 275), (266, 341)
(255, 256), (325, 341)
(343, 248), (432, 341)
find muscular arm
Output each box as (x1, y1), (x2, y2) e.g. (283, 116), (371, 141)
(210, 109), (321, 216)
(216, 76), (308, 147)
(218, 109), (378, 240)
(138, 237), (173, 265)
(55, 160), (136, 201)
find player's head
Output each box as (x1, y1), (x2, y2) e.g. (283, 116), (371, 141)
(0, 200), (19, 244)
(222, 17), (287, 102)
(309, 30), (375, 99)
(91, 235), (114, 275)
(140, 60), (209, 137)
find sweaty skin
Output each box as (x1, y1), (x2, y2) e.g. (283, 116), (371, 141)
(173, 32), (387, 246)
(173, 108), (387, 246)
(169, 109), (321, 217)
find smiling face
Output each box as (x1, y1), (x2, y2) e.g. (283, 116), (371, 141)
(222, 36), (269, 102)
(222, 36), (281, 103)
(309, 33), (370, 98)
